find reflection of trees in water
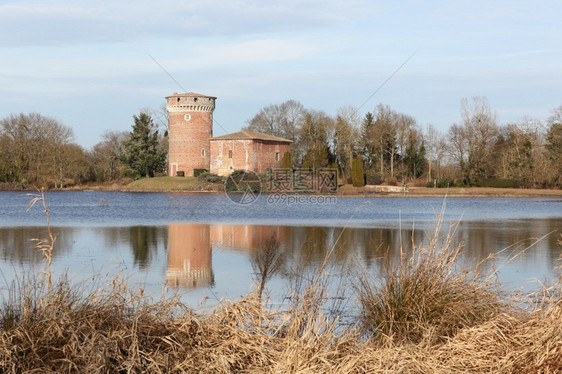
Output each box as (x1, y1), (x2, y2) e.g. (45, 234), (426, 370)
(99, 226), (167, 269)
(454, 218), (562, 273)
(256, 221), (561, 283)
(129, 227), (151, 267)
(0, 227), (73, 264)
(276, 226), (428, 277)
(128, 226), (166, 268)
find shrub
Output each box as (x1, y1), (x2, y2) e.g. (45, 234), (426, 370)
(355, 219), (503, 345)
(197, 171), (223, 183)
(478, 179), (519, 188)
(193, 168), (209, 177)
(428, 178), (464, 188)
(365, 170), (383, 185)
(224, 170), (262, 193)
(351, 158), (365, 187)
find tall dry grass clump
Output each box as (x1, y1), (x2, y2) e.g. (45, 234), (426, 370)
(355, 216), (505, 345)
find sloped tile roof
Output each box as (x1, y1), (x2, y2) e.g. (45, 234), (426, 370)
(210, 130), (293, 143)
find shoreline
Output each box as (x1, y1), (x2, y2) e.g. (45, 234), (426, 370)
(3, 184), (562, 198)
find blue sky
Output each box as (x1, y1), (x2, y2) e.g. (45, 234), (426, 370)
(1, 0), (561, 148)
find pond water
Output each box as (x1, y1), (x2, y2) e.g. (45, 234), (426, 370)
(0, 191), (560, 307)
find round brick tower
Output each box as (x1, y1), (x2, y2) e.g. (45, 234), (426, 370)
(166, 92), (216, 176)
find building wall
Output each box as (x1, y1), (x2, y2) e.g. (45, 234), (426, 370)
(210, 139), (253, 176)
(210, 225), (286, 251)
(210, 139), (290, 176)
(252, 141), (291, 173)
(166, 94), (215, 176)
(166, 224), (212, 289)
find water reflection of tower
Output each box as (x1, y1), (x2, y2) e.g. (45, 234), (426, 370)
(166, 224), (214, 289)
(210, 225), (285, 251)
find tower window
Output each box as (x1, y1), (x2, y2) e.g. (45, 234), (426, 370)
(275, 152), (280, 161)
(228, 150), (233, 159)
(201, 148), (205, 157)
(177, 97), (180, 102)
(184, 114), (191, 121)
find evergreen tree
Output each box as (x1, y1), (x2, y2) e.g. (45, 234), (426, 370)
(405, 139), (426, 179)
(122, 113), (167, 178)
(360, 112), (375, 167)
(281, 151), (292, 169)
(351, 157), (365, 187)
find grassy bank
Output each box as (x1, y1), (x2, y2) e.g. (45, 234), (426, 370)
(5, 175), (562, 197)
(117, 177), (562, 197)
(1, 218), (561, 373)
(122, 176), (223, 192)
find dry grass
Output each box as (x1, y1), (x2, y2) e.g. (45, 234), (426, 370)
(354, 216), (505, 345)
(2, 271), (562, 373)
(123, 176), (213, 192)
(1, 211), (561, 372)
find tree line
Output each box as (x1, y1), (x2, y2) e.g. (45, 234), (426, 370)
(245, 97), (561, 188)
(0, 111), (166, 188)
(1, 97), (560, 189)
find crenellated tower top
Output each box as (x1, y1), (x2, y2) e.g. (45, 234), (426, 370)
(165, 92), (216, 113)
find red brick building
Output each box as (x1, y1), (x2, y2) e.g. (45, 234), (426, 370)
(209, 130), (292, 176)
(166, 92), (291, 177)
(166, 92), (216, 176)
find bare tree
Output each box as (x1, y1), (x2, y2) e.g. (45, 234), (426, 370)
(546, 106), (562, 186)
(447, 97), (498, 184)
(279, 100), (304, 142)
(332, 106), (360, 180)
(297, 110), (334, 169)
(0, 113), (76, 187)
(424, 124), (442, 183)
(91, 131), (130, 181)
(244, 100), (304, 141)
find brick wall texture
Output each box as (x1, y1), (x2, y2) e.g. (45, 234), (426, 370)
(166, 93), (215, 177)
(210, 139), (291, 176)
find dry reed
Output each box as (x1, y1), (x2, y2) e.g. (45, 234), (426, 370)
(2, 271), (562, 373)
(1, 199), (561, 372)
(354, 215), (505, 345)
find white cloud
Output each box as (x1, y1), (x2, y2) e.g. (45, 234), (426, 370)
(0, 0), (379, 47)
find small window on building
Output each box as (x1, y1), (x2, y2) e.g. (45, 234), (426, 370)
(228, 149), (233, 159)
(194, 97), (198, 102)
(201, 148), (205, 157)
(176, 97), (180, 102)
(275, 152), (280, 161)
(184, 114), (191, 121)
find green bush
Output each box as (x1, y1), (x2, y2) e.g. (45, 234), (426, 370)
(351, 158), (365, 187)
(193, 169), (209, 177)
(224, 170), (262, 193)
(477, 179), (519, 188)
(281, 152), (292, 169)
(365, 170), (383, 185)
(427, 179), (464, 188)
(197, 172), (223, 183)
